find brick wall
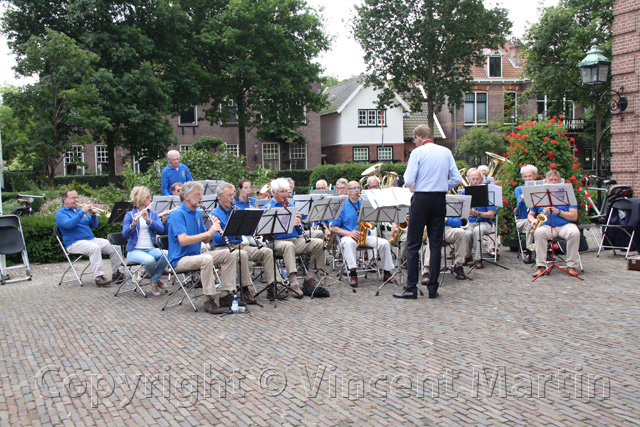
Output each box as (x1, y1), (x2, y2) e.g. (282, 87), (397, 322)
(611, 0), (640, 193)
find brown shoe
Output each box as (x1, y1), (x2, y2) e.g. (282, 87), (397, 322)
(111, 270), (125, 283)
(95, 276), (112, 287)
(533, 267), (547, 278)
(219, 293), (246, 308)
(421, 272), (429, 285)
(383, 271), (397, 284)
(150, 282), (161, 296)
(290, 285), (305, 299)
(454, 266), (467, 280)
(157, 279), (169, 291)
(349, 274), (358, 288)
(242, 286), (257, 304)
(475, 261), (483, 269)
(203, 298), (226, 315)
(461, 256), (473, 266)
(267, 284), (288, 300)
(567, 267), (580, 276)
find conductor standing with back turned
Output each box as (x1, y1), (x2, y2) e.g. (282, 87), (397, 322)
(394, 125), (461, 300)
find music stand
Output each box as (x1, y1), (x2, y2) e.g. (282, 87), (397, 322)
(221, 209), (265, 315)
(438, 195), (473, 284)
(152, 195), (180, 214)
(200, 195), (219, 227)
(465, 185), (509, 272)
(107, 202), (133, 224)
(252, 207), (297, 306)
(375, 206), (411, 296)
(255, 199), (270, 209)
(523, 184), (583, 281)
(201, 180), (222, 196)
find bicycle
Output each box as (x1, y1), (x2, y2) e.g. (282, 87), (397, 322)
(11, 194), (46, 216)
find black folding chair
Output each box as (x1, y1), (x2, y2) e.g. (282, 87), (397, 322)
(54, 226), (92, 286)
(156, 235), (203, 312)
(107, 232), (147, 298)
(0, 215), (32, 285)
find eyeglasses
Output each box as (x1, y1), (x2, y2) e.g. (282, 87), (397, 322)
(223, 193), (235, 198)
(368, 185), (379, 189)
(348, 186), (361, 190)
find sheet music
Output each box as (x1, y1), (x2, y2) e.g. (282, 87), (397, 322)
(487, 184), (503, 207)
(445, 195), (472, 218)
(201, 180), (223, 196)
(256, 207), (297, 235)
(521, 183), (577, 208)
(255, 198), (270, 208)
(362, 187), (412, 208)
(152, 195), (180, 213)
(308, 196), (347, 222)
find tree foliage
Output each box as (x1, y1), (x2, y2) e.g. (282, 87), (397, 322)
(454, 124), (509, 167)
(521, 0), (613, 112)
(352, 0), (511, 130)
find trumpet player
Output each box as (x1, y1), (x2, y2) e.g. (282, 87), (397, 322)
(421, 217), (469, 281)
(264, 178), (324, 299)
(330, 180), (395, 288)
(515, 165), (538, 263)
(529, 170), (581, 278)
(122, 186), (168, 296)
(211, 182), (275, 304)
(55, 189), (124, 287)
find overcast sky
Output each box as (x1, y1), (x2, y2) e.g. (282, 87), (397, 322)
(0, 0), (558, 87)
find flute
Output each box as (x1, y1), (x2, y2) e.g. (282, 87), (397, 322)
(200, 203), (235, 252)
(132, 207), (151, 222)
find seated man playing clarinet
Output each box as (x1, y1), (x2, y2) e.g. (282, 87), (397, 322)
(422, 217), (469, 282)
(264, 178), (324, 299)
(168, 181), (238, 314)
(331, 180), (395, 287)
(529, 169), (581, 278)
(515, 165), (538, 263)
(211, 181), (276, 304)
(462, 170), (496, 269)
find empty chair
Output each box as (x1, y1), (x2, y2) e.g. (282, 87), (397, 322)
(0, 215), (32, 285)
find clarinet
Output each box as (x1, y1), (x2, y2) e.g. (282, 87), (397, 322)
(200, 203), (235, 252)
(284, 198), (310, 243)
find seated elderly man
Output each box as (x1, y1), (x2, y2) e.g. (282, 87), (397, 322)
(56, 189), (124, 287)
(422, 217), (468, 281)
(331, 180), (395, 287)
(167, 181), (238, 314)
(462, 170), (496, 269)
(211, 181), (276, 304)
(529, 170), (581, 278)
(335, 178), (348, 196)
(315, 179), (328, 191)
(264, 178), (325, 298)
(514, 164), (538, 263)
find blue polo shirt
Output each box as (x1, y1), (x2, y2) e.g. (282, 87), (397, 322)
(461, 189), (496, 225)
(161, 163), (193, 195)
(168, 203), (206, 267)
(531, 205), (577, 227)
(211, 204), (242, 247)
(55, 207), (98, 247)
(234, 197), (256, 210)
(264, 199), (301, 240)
(332, 199), (361, 233)
(515, 184), (529, 219)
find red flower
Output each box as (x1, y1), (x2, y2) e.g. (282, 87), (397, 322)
(546, 122), (552, 127)
(571, 175), (577, 181)
(505, 178), (510, 183)
(504, 226), (509, 231)
(517, 143), (521, 147)
(509, 141), (513, 146)
(585, 191), (591, 197)
(572, 164), (578, 169)
(518, 124), (525, 130)
(527, 122), (534, 126)
(550, 118), (556, 123)
(503, 198), (509, 205)
(588, 203), (593, 209)
(544, 137), (549, 141)
(559, 115), (564, 119)
(523, 148), (528, 152)
(558, 120), (563, 126)
(512, 148), (516, 152)
(577, 187), (582, 192)
(512, 181), (518, 186)
(570, 138), (575, 142)
(580, 202), (585, 207)
(551, 140), (557, 144)
(519, 163), (524, 167)
(550, 163), (557, 168)
(521, 134), (528, 140)
(574, 147), (578, 152)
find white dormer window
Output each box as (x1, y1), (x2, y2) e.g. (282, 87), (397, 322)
(489, 56), (502, 78)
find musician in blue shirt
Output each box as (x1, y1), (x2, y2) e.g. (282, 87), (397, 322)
(161, 150), (193, 195)
(514, 165), (538, 263)
(529, 170), (580, 278)
(235, 179), (256, 209)
(463, 170), (496, 269)
(211, 181), (274, 304)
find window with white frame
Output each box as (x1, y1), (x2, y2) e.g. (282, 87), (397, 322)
(64, 146), (85, 176)
(377, 146), (393, 162)
(353, 147), (369, 162)
(464, 92), (487, 125)
(179, 106), (197, 126)
(358, 109), (386, 127)
(504, 91), (517, 124)
(95, 146), (109, 174)
(489, 56), (502, 77)
(289, 144), (306, 170)
(221, 99), (238, 126)
(226, 144), (240, 157)
(179, 144), (190, 153)
(263, 143), (280, 170)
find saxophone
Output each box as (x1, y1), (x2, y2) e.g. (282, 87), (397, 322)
(388, 221), (408, 246)
(325, 222), (336, 250)
(528, 214), (547, 251)
(356, 221), (374, 247)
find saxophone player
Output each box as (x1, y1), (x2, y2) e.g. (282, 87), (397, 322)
(330, 180), (395, 288)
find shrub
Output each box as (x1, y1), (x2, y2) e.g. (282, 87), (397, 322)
(309, 163), (407, 187)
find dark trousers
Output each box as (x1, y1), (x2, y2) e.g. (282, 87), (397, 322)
(406, 192), (446, 295)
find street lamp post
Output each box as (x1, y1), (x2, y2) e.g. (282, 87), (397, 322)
(579, 40), (628, 178)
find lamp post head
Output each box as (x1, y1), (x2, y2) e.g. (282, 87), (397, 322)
(579, 40), (611, 85)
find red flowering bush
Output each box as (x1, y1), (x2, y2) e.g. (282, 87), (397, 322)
(498, 117), (588, 247)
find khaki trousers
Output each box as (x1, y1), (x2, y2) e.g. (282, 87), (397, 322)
(175, 250), (236, 297)
(214, 244), (275, 286)
(422, 226), (467, 271)
(272, 237), (324, 276)
(534, 223), (580, 269)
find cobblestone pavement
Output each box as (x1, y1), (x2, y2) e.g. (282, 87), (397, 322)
(1, 245), (639, 426)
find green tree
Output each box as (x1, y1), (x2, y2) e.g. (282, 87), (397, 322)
(0, 85), (34, 169)
(521, 0), (613, 176)
(454, 125), (509, 167)
(2, 29), (108, 188)
(352, 0), (511, 130)
(195, 0), (329, 158)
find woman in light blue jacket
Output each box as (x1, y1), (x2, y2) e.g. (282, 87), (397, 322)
(122, 186), (168, 296)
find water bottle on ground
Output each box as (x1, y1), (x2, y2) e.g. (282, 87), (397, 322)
(231, 294), (239, 313)
(282, 267), (289, 285)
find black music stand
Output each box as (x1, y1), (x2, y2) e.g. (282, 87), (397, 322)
(221, 209), (265, 315)
(375, 206), (411, 296)
(437, 195), (473, 285)
(465, 185), (508, 273)
(252, 207), (296, 306)
(526, 186), (583, 282)
(107, 202), (133, 224)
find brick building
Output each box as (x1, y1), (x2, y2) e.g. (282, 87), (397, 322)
(611, 0), (640, 194)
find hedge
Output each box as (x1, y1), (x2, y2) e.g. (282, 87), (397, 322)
(274, 170), (313, 189)
(10, 214), (122, 265)
(55, 174), (125, 189)
(309, 163), (407, 186)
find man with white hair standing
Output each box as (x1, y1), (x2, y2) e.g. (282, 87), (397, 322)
(515, 164), (538, 263)
(161, 150), (193, 195)
(264, 178), (324, 298)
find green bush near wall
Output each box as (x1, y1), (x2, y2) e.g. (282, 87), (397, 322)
(274, 170), (313, 189)
(11, 214), (122, 265)
(55, 175), (125, 189)
(309, 163), (407, 186)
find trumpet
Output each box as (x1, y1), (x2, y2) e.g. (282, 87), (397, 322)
(81, 204), (111, 217)
(200, 203), (235, 252)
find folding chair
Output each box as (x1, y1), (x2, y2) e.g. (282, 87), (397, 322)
(513, 207), (527, 261)
(54, 226), (92, 286)
(338, 241), (381, 282)
(597, 198), (638, 259)
(157, 235), (204, 312)
(0, 215), (32, 285)
(107, 232), (147, 298)
(550, 237), (584, 272)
